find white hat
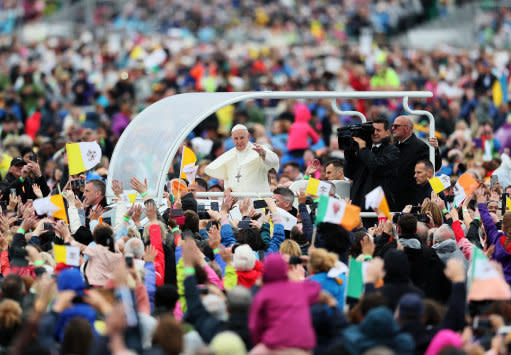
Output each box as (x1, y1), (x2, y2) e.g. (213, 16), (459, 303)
(233, 244), (256, 271)
(231, 124), (248, 133)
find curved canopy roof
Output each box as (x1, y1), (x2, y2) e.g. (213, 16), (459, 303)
(106, 91), (432, 203)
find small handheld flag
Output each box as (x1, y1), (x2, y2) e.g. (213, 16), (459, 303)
(315, 195), (361, 231)
(453, 173), (479, 207)
(365, 186), (391, 220)
(180, 146), (197, 183)
(53, 244), (80, 266)
(66, 142), (102, 175)
(305, 177), (331, 197)
(429, 175), (451, 194)
(33, 194), (68, 223)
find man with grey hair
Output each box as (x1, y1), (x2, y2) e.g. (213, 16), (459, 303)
(205, 124), (279, 192)
(432, 224), (468, 269)
(416, 222), (429, 245)
(125, 238), (145, 260)
(390, 115), (442, 210)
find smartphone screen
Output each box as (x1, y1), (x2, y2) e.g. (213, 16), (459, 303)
(253, 200), (267, 209)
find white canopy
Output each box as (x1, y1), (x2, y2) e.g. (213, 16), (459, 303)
(106, 91), (433, 203)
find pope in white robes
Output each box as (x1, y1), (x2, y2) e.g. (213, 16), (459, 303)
(205, 124), (279, 192)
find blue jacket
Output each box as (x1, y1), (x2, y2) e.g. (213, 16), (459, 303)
(310, 272), (347, 312)
(54, 303), (97, 342)
(144, 262), (156, 312)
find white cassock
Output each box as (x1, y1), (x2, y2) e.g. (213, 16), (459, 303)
(205, 142), (279, 192)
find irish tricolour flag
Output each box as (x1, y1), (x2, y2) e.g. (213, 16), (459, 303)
(315, 195), (361, 231)
(468, 247), (511, 301)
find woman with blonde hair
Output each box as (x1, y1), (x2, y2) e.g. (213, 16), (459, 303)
(308, 248), (347, 311)
(0, 299), (22, 347)
(279, 239), (302, 257)
(421, 200), (443, 227)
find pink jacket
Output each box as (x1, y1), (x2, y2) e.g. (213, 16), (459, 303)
(249, 253), (320, 350)
(287, 103), (319, 151)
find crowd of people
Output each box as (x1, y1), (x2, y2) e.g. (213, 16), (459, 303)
(0, 0), (511, 354)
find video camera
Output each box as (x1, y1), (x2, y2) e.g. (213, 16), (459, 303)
(337, 122), (374, 152)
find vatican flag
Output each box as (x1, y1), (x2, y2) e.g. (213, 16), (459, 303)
(180, 146), (197, 183)
(66, 142), (102, 175)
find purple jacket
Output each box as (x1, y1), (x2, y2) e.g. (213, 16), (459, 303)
(112, 112), (130, 138)
(478, 203), (511, 284)
(249, 253), (320, 350)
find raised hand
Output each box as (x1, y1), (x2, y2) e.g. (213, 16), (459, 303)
(132, 204), (142, 225)
(112, 180), (124, 197)
(297, 189), (307, 205)
(219, 245), (233, 265)
(89, 205), (105, 221)
(32, 184), (43, 199)
(264, 197), (278, 214)
(239, 197), (251, 216)
(252, 143), (266, 158)
(8, 191), (17, 211)
(143, 245), (157, 263)
(207, 224), (221, 250)
(54, 221), (72, 242)
(361, 235), (375, 257)
(130, 177), (148, 194)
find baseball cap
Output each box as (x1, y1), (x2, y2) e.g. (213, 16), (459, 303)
(10, 157), (26, 167)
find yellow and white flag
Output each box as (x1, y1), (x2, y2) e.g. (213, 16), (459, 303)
(365, 186), (391, 220)
(305, 177), (331, 196)
(53, 244), (80, 266)
(180, 146), (197, 183)
(66, 142), (102, 175)
(33, 194), (68, 223)
(429, 175), (451, 194)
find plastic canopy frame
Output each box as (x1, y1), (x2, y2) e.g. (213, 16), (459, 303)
(107, 91), (434, 204)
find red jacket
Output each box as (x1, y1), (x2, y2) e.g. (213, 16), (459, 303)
(149, 224), (165, 286)
(236, 260), (264, 288)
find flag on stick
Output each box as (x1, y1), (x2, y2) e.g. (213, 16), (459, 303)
(53, 244), (80, 266)
(33, 194), (68, 223)
(315, 195), (361, 231)
(429, 175), (451, 194)
(66, 142), (102, 175)
(453, 173), (479, 207)
(305, 177), (331, 196)
(365, 186), (391, 220)
(468, 247), (511, 301)
(180, 146), (197, 183)
(346, 258), (366, 299)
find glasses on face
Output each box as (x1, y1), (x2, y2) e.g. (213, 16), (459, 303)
(392, 124), (405, 129)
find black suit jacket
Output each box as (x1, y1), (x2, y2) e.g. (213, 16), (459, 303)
(391, 134), (441, 210)
(344, 137), (399, 209)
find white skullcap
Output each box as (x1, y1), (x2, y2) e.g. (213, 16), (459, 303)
(231, 124), (248, 133)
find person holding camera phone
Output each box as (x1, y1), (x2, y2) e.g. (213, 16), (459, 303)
(344, 118), (400, 209)
(0, 156), (50, 203)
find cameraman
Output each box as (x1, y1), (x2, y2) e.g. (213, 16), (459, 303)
(344, 118), (399, 209)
